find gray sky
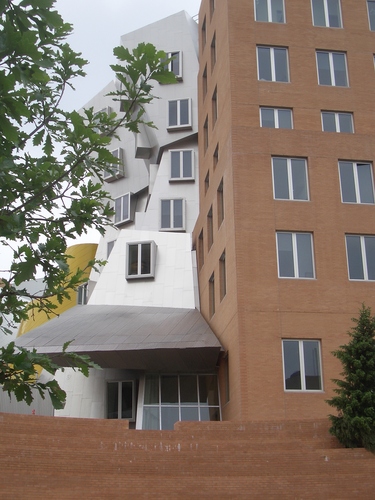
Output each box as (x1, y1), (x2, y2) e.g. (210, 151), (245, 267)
(55, 0), (201, 110)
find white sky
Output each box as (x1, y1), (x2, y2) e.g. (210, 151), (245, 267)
(55, 0), (201, 111)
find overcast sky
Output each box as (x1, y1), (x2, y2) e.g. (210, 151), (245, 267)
(55, 0), (201, 111)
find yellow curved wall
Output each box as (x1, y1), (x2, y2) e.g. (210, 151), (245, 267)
(17, 243), (98, 337)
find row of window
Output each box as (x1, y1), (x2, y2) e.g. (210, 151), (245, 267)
(277, 232), (375, 281)
(255, 0), (375, 31)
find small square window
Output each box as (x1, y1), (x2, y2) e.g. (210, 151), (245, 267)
(339, 161), (374, 204)
(272, 157), (309, 201)
(103, 148), (125, 182)
(276, 232), (315, 279)
(170, 150), (194, 181)
(311, 0), (342, 28)
(160, 199), (185, 231)
(255, 0), (285, 23)
(316, 51), (348, 86)
(126, 241), (156, 280)
(168, 99), (192, 130)
(282, 340), (323, 391)
(346, 235), (375, 281)
(260, 107), (293, 128)
(257, 46), (289, 82)
(321, 111), (353, 133)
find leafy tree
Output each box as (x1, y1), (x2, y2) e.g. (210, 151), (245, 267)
(327, 305), (375, 451)
(0, 0), (175, 408)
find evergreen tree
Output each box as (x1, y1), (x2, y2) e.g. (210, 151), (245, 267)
(327, 305), (375, 451)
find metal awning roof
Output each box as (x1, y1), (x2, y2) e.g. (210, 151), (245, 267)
(16, 305), (222, 371)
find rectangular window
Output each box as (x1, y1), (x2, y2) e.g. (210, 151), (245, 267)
(260, 107), (293, 129)
(77, 283), (88, 305)
(368, 1), (375, 30)
(346, 235), (375, 280)
(207, 206), (213, 250)
(203, 116), (209, 153)
(276, 232), (315, 279)
(257, 46), (289, 82)
(202, 65), (207, 99)
(202, 17), (206, 49)
(283, 340), (322, 391)
(198, 230), (204, 270)
(339, 161), (374, 204)
(170, 150), (194, 181)
(160, 199), (185, 231)
(103, 148), (124, 182)
(272, 157), (309, 201)
(211, 33), (216, 70)
(107, 381), (135, 420)
(311, 0), (342, 28)
(217, 179), (224, 226)
(212, 86), (217, 125)
(255, 0), (285, 23)
(316, 51), (348, 86)
(213, 144), (219, 169)
(165, 51), (182, 80)
(114, 193), (131, 226)
(209, 273), (215, 317)
(210, 0), (215, 18)
(205, 171), (210, 194)
(126, 241), (156, 279)
(168, 99), (192, 129)
(219, 251), (226, 301)
(321, 111), (353, 133)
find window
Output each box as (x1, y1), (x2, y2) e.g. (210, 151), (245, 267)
(210, 0), (215, 18)
(257, 46), (289, 82)
(203, 65), (207, 99)
(260, 107), (293, 129)
(168, 98), (191, 129)
(212, 86), (217, 125)
(103, 148), (124, 182)
(368, 1), (375, 30)
(339, 162), (374, 204)
(316, 51), (348, 86)
(272, 157), (309, 201)
(170, 150), (194, 181)
(321, 111), (353, 133)
(114, 193), (131, 226)
(255, 0), (285, 23)
(202, 17), (207, 49)
(126, 241), (156, 279)
(160, 199), (185, 231)
(198, 230), (204, 269)
(205, 171), (210, 194)
(209, 273), (215, 317)
(213, 144), (219, 169)
(276, 232), (315, 278)
(107, 381), (135, 420)
(203, 116), (209, 153)
(346, 235), (375, 280)
(165, 51), (182, 80)
(107, 240), (115, 258)
(311, 0), (342, 28)
(219, 251), (226, 301)
(207, 206), (213, 250)
(211, 33), (216, 70)
(282, 340), (322, 391)
(77, 283), (88, 305)
(217, 179), (224, 226)
(142, 374), (220, 430)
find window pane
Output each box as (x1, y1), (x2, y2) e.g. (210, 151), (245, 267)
(346, 235), (364, 279)
(258, 47), (272, 81)
(312, 0), (326, 26)
(128, 244), (139, 275)
(199, 375), (219, 405)
(180, 375), (198, 403)
(322, 112), (336, 131)
(169, 100), (177, 126)
(283, 341), (302, 390)
(255, 0), (268, 22)
(272, 0), (284, 22)
(171, 151), (180, 178)
(122, 194), (129, 221)
(121, 381), (133, 419)
(339, 162), (356, 203)
(332, 52), (347, 86)
(107, 382), (118, 419)
(181, 407), (199, 420)
(364, 237), (375, 280)
(317, 52), (332, 85)
(273, 157), (289, 199)
(200, 407), (220, 421)
(274, 48), (288, 82)
(180, 99), (189, 125)
(368, 1), (375, 30)
(327, 0), (341, 27)
(143, 407), (159, 430)
(261, 108), (275, 127)
(170, 52), (180, 75)
(114, 197), (122, 224)
(277, 232), (294, 277)
(161, 407), (179, 430)
(291, 159), (308, 200)
(173, 199), (183, 228)
(161, 375), (178, 404)
(303, 341), (322, 390)
(161, 200), (171, 228)
(296, 233), (314, 278)
(278, 109), (292, 128)
(144, 374), (159, 404)
(338, 113), (353, 133)
(183, 150), (192, 177)
(357, 163), (374, 204)
(140, 243), (151, 275)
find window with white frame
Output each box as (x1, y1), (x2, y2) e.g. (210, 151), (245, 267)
(168, 98), (191, 129)
(257, 46), (289, 82)
(160, 199), (185, 231)
(282, 340), (323, 391)
(107, 381), (135, 420)
(321, 111), (353, 133)
(272, 157), (309, 201)
(114, 193), (131, 226)
(260, 107), (293, 129)
(141, 374), (220, 430)
(166, 51), (182, 80)
(77, 283), (88, 305)
(255, 0), (285, 23)
(103, 148), (124, 182)
(276, 232), (315, 279)
(316, 51), (348, 86)
(367, 1), (375, 30)
(339, 161), (375, 204)
(311, 0), (342, 27)
(346, 235), (375, 280)
(170, 150), (194, 180)
(126, 241), (156, 279)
